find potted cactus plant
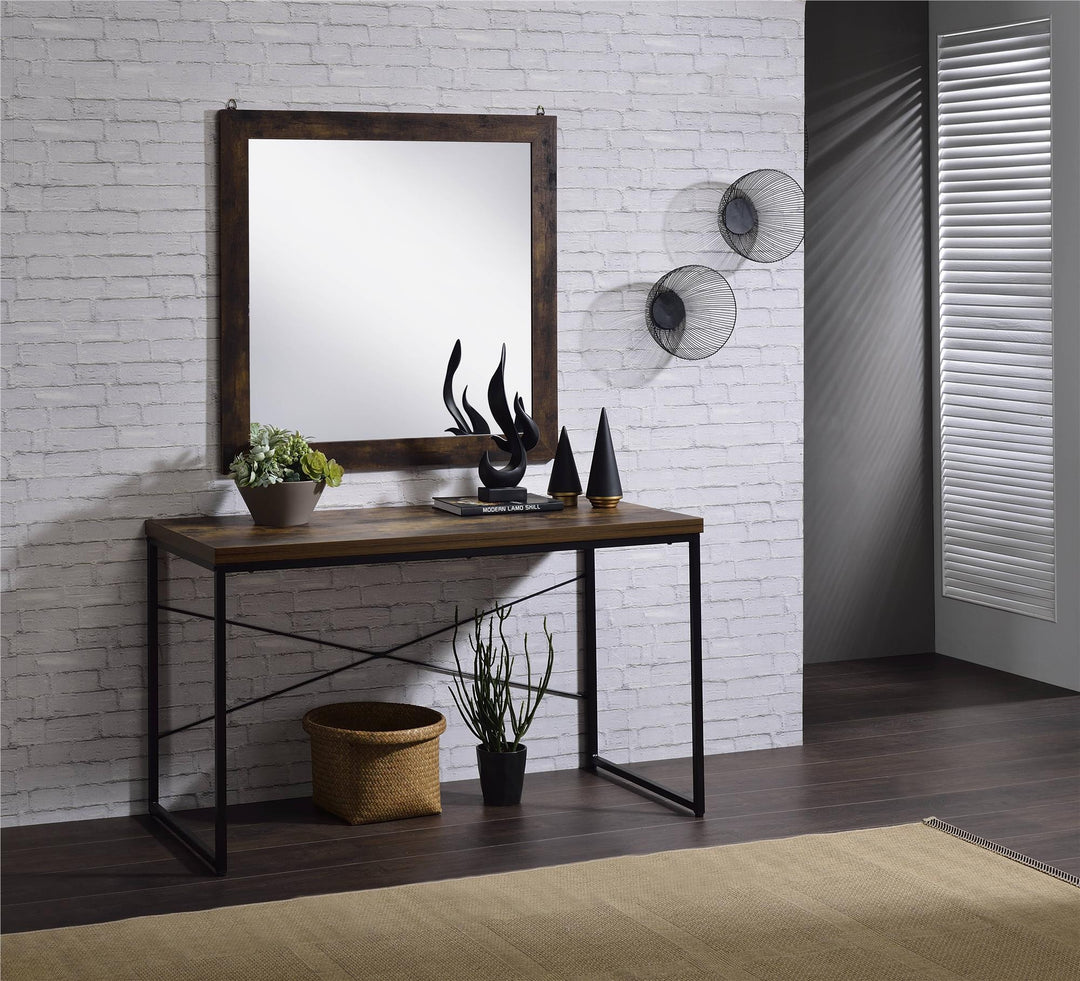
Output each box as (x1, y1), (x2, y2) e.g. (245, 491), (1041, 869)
(229, 422), (344, 527)
(448, 605), (555, 806)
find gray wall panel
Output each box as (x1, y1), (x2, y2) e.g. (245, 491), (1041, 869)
(805, 2), (934, 663)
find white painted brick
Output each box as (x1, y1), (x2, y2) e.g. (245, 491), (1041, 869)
(1, 0), (803, 826)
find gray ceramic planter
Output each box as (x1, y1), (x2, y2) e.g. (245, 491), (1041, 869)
(239, 480), (324, 527)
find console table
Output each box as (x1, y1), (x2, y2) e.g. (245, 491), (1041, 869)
(145, 502), (704, 875)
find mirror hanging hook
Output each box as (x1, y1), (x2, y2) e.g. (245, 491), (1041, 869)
(225, 98), (237, 110)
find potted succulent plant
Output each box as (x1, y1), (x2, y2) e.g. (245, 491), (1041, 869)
(449, 605), (555, 806)
(229, 422), (344, 527)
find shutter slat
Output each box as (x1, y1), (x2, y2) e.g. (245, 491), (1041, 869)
(942, 302), (1051, 317)
(943, 516), (1055, 546)
(942, 367), (1052, 387)
(944, 562), (1055, 590)
(940, 141), (1050, 158)
(939, 212), (1052, 225)
(940, 121), (1050, 140)
(944, 432), (1053, 454)
(940, 113), (1051, 133)
(943, 423), (1053, 444)
(940, 587), (1052, 619)
(945, 557), (1056, 582)
(944, 554), (1055, 585)
(941, 271), (1051, 287)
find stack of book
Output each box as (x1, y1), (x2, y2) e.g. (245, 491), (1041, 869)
(432, 494), (564, 517)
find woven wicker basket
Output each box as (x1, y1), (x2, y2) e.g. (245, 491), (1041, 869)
(302, 702), (446, 825)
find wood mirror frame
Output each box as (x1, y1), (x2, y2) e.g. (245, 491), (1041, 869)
(218, 108), (557, 473)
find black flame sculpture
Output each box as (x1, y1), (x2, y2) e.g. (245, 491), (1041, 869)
(443, 340), (538, 502)
(442, 339), (490, 436)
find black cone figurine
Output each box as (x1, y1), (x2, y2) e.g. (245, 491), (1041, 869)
(586, 408), (622, 509)
(547, 427), (582, 507)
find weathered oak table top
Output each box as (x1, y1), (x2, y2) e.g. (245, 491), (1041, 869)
(145, 501), (703, 569)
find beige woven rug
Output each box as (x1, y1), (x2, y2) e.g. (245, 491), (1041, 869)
(4, 820), (1079, 980)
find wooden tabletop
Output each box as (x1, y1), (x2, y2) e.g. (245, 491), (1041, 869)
(145, 502), (703, 569)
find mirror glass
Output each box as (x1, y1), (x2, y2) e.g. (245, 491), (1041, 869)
(248, 139), (533, 442)
(218, 109), (557, 472)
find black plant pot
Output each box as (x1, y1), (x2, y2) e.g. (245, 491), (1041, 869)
(476, 745), (527, 806)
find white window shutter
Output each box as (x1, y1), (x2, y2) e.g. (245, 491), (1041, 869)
(937, 19), (1056, 620)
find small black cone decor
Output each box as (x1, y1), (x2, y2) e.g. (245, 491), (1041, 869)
(586, 408), (622, 509)
(547, 427), (582, 507)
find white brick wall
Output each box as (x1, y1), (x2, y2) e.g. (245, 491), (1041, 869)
(1, 0), (804, 825)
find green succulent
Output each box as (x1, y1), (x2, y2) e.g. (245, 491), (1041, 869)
(229, 423), (345, 489)
(300, 449), (344, 487)
(279, 431), (310, 468)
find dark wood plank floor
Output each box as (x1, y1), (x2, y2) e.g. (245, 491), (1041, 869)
(3, 653), (1077, 934)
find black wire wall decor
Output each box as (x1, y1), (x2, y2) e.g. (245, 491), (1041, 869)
(718, 168), (804, 263)
(646, 265), (737, 360)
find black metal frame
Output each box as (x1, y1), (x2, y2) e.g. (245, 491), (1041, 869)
(146, 531), (705, 876)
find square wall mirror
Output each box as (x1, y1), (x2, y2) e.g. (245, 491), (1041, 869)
(218, 108), (557, 472)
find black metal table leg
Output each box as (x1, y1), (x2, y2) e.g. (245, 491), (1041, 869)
(147, 540), (159, 810)
(689, 534), (705, 816)
(586, 534), (706, 817)
(581, 548), (598, 771)
(213, 569), (228, 873)
(147, 556), (228, 875)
